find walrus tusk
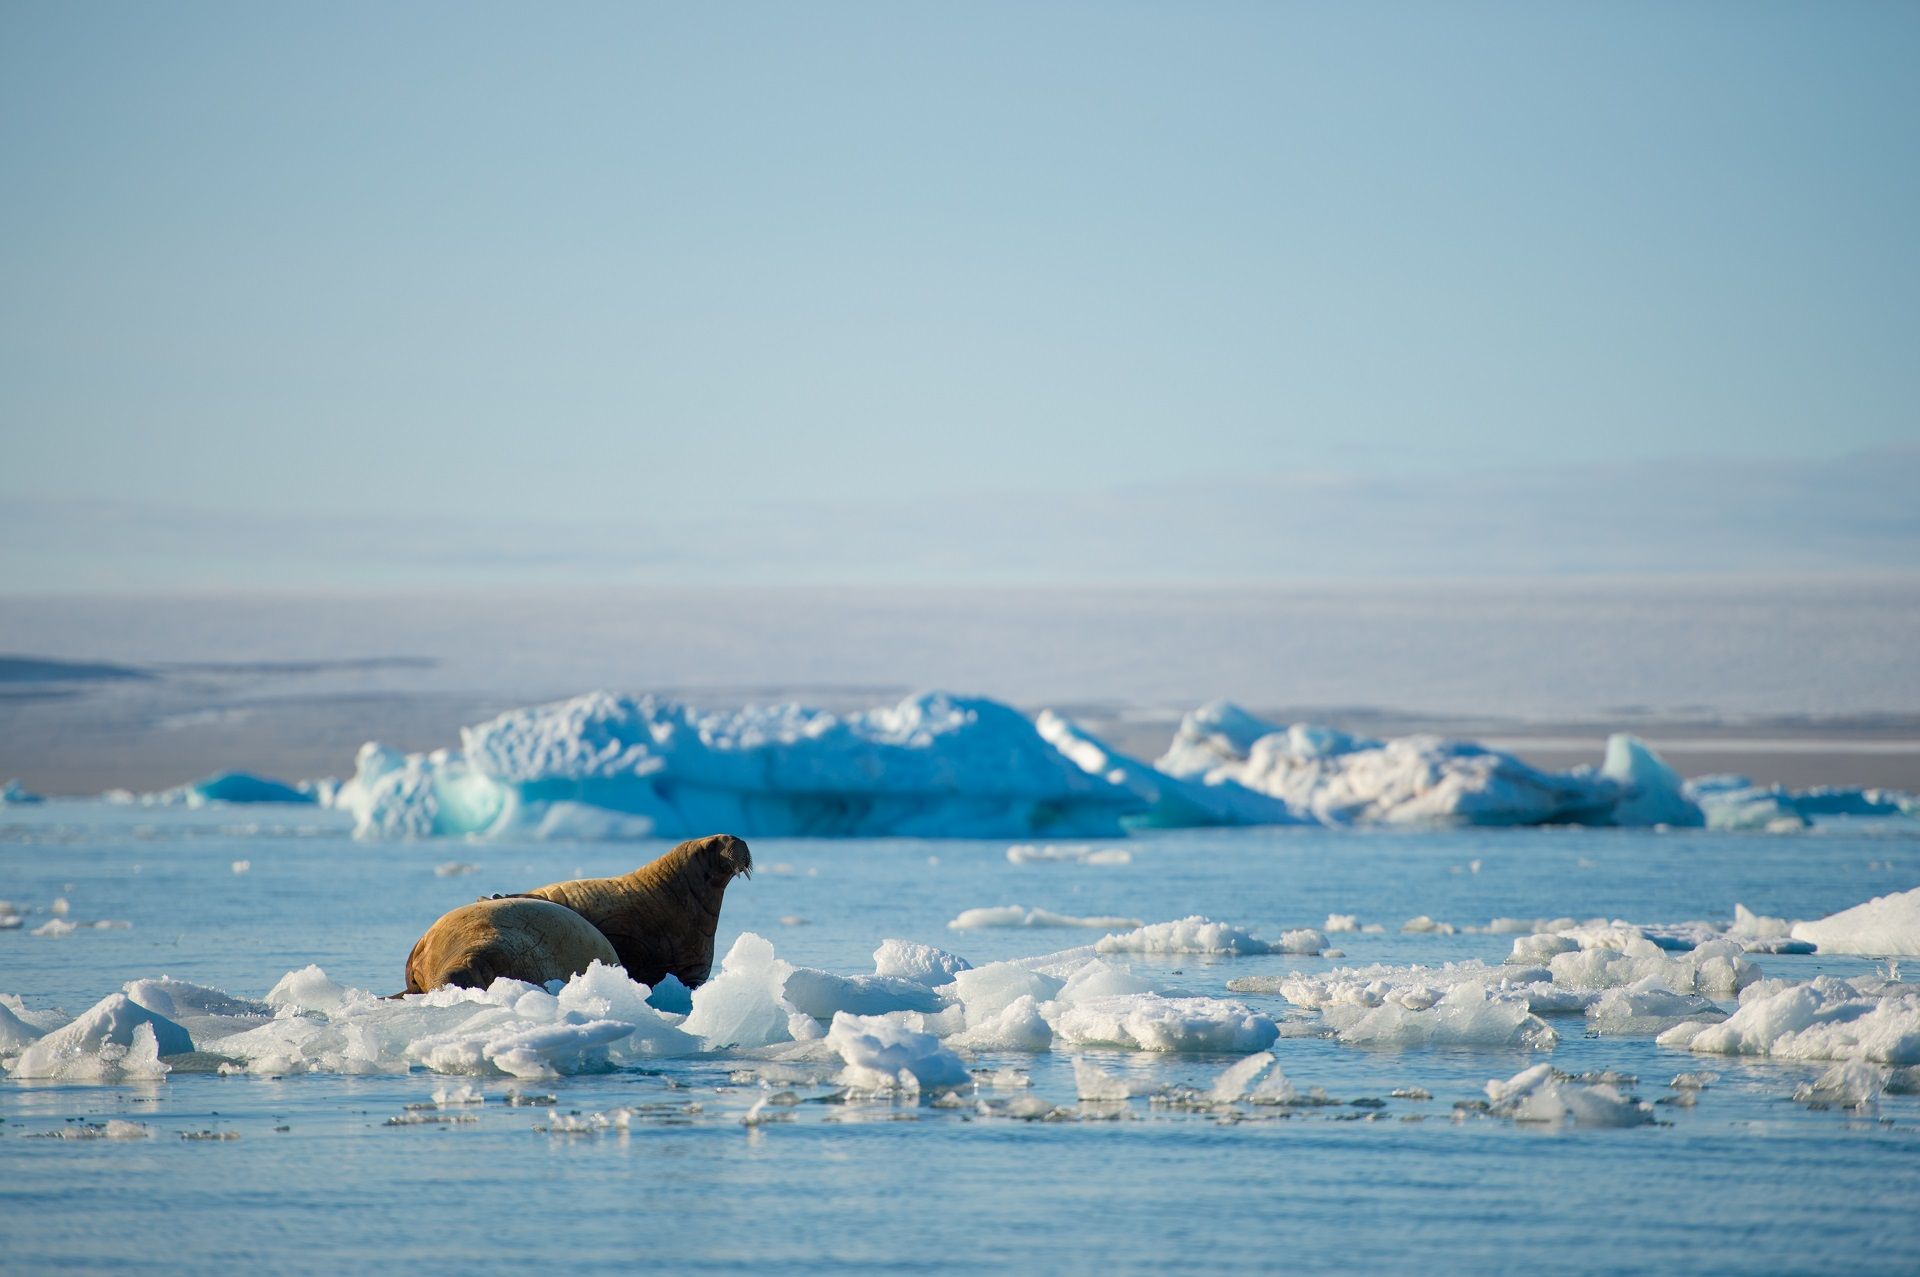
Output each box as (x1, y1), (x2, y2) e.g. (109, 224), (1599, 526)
(402, 833), (753, 995)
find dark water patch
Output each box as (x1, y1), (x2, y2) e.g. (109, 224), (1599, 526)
(0, 655), (153, 684)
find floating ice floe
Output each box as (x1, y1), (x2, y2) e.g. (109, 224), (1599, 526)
(1542, 937), (1758, 998)
(1484, 1064), (1655, 1126)
(1, 779), (45, 805)
(681, 935), (805, 1050)
(333, 692), (1145, 840)
(827, 1012), (970, 1093)
(1789, 886), (1920, 956)
(872, 939), (972, 985)
(1687, 774), (1918, 832)
(121, 976), (276, 1043)
(1249, 923), (1768, 1049)
(677, 934), (1289, 1057)
(949, 906), (1145, 931)
(1793, 1061), (1895, 1110)
(7, 994), (188, 1081)
(1048, 994), (1278, 1053)
(1659, 975), (1920, 1067)
(1507, 914), (1801, 962)
(150, 962), (698, 1078)
(1072, 1058), (1140, 1101)
(1252, 960), (1564, 1012)
(119, 770), (323, 808)
(1208, 1051), (1298, 1104)
(29, 916), (130, 937)
(1094, 915), (1326, 957)
(1583, 982), (1725, 1035)
(1322, 984), (1556, 1050)
(1004, 843), (1133, 866)
(0, 1003), (49, 1055)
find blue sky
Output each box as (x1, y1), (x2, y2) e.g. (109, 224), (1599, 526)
(3, 3), (1917, 589)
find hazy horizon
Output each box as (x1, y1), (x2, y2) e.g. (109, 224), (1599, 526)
(6, 4), (1918, 593)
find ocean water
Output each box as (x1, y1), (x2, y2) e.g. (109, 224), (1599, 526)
(3, 803), (1918, 1274)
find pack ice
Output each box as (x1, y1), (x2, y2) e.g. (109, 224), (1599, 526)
(3, 921), (1302, 1082)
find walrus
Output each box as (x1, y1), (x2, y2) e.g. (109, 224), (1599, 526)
(402, 833), (752, 994)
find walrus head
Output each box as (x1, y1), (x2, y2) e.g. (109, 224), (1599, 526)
(685, 832), (752, 891)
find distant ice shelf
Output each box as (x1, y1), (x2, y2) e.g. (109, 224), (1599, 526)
(93, 690), (1918, 840)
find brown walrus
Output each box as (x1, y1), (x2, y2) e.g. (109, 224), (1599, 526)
(402, 833), (752, 994)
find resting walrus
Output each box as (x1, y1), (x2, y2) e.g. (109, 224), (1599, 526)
(403, 833), (753, 994)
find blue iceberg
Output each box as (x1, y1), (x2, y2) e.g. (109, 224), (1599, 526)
(335, 691), (1147, 840)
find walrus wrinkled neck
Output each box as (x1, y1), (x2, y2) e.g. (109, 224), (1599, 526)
(624, 849), (729, 927)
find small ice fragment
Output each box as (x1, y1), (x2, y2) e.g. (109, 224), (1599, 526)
(949, 906), (1144, 931)
(10, 1001), (184, 1081)
(1209, 1051), (1296, 1105)
(1073, 1058), (1136, 1101)
(1485, 1063), (1653, 1127)
(826, 1012), (970, 1093)
(1794, 1061), (1888, 1109)
(1006, 844), (1132, 866)
(682, 934), (797, 1050)
(1095, 916), (1273, 956)
(872, 939), (972, 985)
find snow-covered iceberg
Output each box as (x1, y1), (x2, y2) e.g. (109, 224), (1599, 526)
(1150, 702), (1660, 828)
(1035, 709), (1300, 828)
(334, 691), (1146, 840)
(1687, 775), (1918, 831)
(142, 685), (1908, 839)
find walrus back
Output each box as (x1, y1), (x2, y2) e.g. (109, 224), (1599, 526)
(404, 898), (620, 994)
